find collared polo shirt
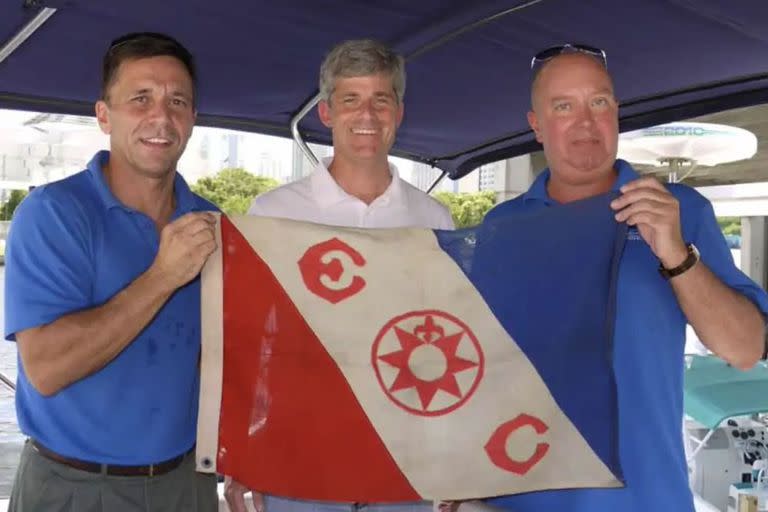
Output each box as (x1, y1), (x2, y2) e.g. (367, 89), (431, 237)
(248, 157), (454, 229)
(5, 150), (217, 464)
(485, 159), (768, 512)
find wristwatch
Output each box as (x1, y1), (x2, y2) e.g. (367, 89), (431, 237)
(658, 243), (700, 280)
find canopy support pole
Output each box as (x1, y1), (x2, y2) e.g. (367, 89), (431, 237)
(289, 95), (321, 168)
(0, 7), (57, 66)
(427, 169), (448, 194)
(0, 372), (14, 393)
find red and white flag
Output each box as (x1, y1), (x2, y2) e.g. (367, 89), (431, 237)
(196, 212), (623, 501)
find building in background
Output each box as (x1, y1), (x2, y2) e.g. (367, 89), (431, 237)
(478, 163), (500, 191)
(0, 109), (521, 197)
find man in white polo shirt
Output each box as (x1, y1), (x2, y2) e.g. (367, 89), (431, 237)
(223, 38), (453, 512)
(247, 38), (453, 230)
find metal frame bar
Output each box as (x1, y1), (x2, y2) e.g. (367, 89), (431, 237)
(0, 7), (57, 66)
(687, 428), (716, 463)
(289, 95), (321, 167)
(427, 169), (448, 194)
(0, 372), (15, 392)
(404, 0), (544, 61)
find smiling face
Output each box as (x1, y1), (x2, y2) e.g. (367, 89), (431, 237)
(95, 55), (196, 180)
(528, 53), (619, 196)
(318, 72), (404, 168)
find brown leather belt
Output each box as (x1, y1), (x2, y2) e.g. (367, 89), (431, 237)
(30, 439), (193, 477)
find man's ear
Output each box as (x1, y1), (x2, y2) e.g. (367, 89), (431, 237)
(527, 110), (543, 143)
(318, 100), (332, 128)
(95, 100), (112, 135)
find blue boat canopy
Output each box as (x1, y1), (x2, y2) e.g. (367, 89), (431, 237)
(1, 1), (768, 178)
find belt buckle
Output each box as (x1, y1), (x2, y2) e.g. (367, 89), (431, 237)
(149, 464), (155, 477)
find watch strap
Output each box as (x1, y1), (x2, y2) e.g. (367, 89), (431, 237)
(658, 243), (700, 280)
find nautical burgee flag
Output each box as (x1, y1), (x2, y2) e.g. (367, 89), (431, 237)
(196, 193), (627, 502)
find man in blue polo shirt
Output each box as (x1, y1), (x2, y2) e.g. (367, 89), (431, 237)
(4, 32), (218, 511)
(484, 46), (768, 512)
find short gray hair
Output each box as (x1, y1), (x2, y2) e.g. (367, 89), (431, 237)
(319, 39), (406, 104)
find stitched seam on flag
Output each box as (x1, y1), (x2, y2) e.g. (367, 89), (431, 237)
(197, 212), (225, 473)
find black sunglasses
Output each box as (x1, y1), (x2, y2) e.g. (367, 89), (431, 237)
(530, 44), (607, 70)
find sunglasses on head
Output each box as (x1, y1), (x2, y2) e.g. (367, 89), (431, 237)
(530, 43), (607, 70)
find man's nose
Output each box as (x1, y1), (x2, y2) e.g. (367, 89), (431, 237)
(358, 98), (376, 118)
(576, 104), (595, 126)
(148, 98), (173, 122)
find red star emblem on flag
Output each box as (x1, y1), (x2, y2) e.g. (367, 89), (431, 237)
(372, 311), (484, 416)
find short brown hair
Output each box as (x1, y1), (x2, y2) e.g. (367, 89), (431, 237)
(101, 32), (196, 101)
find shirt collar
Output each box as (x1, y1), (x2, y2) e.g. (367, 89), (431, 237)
(310, 156), (402, 208)
(523, 158), (640, 204)
(87, 150), (197, 214)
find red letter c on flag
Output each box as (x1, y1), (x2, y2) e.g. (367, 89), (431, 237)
(484, 414), (550, 475)
(299, 238), (367, 304)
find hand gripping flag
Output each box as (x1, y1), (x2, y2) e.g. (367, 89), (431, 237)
(197, 193), (627, 501)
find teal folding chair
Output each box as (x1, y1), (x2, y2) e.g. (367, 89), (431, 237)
(684, 355), (768, 461)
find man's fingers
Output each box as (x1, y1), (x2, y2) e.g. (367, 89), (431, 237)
(179, 210), (215, 225)
(198, 239), (218, 259)
(611, 187), (674, 210)
(188, 228), (216, 247)
(172, 216), (217, 240)
(182, 219), (216, 238)
(224, 477), (249, 512)
(226, 493), (248, 512)
(614, 199), (669, 223)
(167, 212), (217, 233)
(437, 501), (460, 512)
(184, 240), (217, 272)
(251, 491), (266, 512)
(619, 176), (665, 193)
(623, 211), (661, 227)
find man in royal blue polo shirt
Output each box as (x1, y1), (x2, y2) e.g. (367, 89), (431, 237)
(4, 32), (218, 511)
(484, 45), (768, 512)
